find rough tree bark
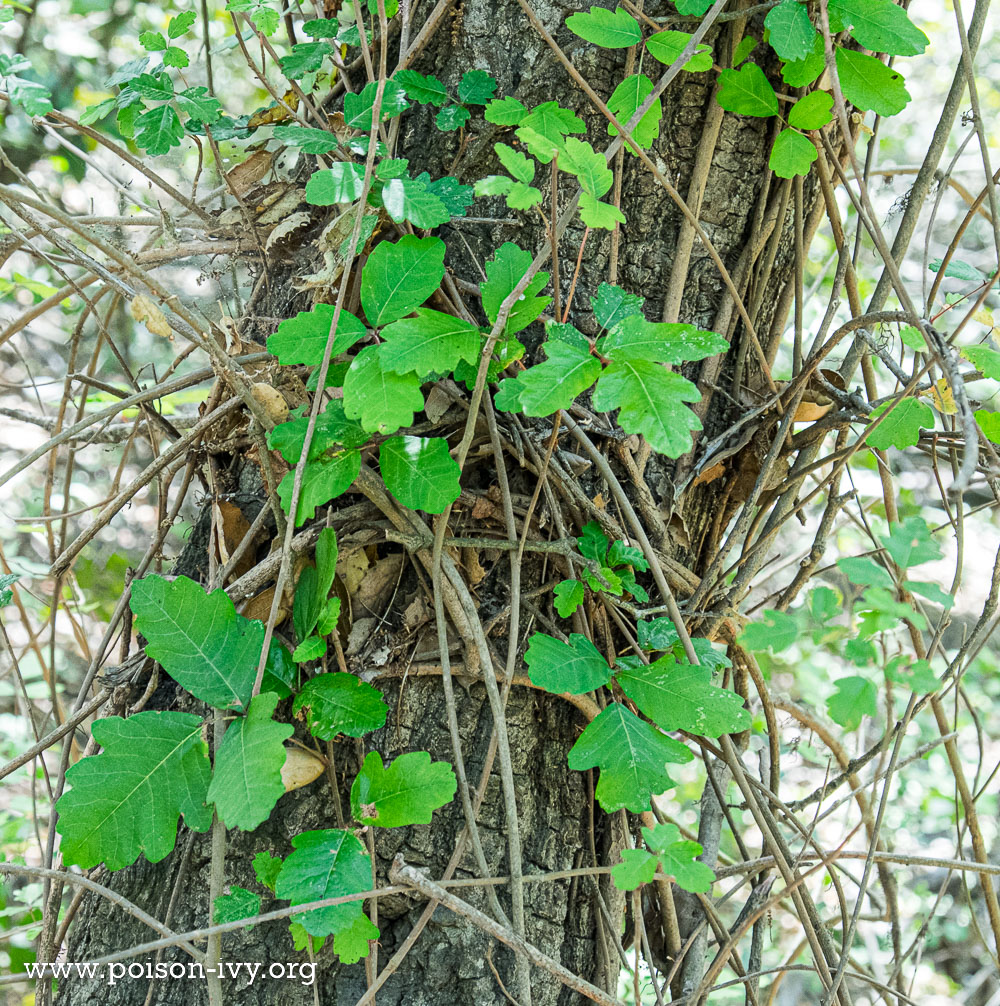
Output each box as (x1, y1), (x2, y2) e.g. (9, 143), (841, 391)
(55, 1), (820, 1003)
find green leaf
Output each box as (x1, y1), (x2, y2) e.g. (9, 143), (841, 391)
(253, 850), (283, 891)
(306, 164), (366, 205)
(280, 41), (333, 80)
(267, 304), (367, 366)
(608, 540), (648, 570)
(567, 703), (692, 813)
(717, 64), (779, 117)
(645, 30), (713, 72)
(457, 69), (497, 104)
(975, 409), (1000, 444)
(899, 325), (927, 351)
(302, 17), (340, 37)
(262, 640), (296, 699)
(293, 672), (388, 740)
(788, 91), (833, 129)
(139, 30), (166, 51)
(611, 849), (658, 891)
(882, 516), (941, 568)
(435, 104), (471, 131)
(380, 435), (461, 513)
(675, 0), (713, 12)
(739, 609), (799, 651)
(344, 79), (409, 130)
(134, 104), (184, 155)
(485, 96), (528, 125)
(394, 69), (448, 105)
(420, 173), (474, 216)
(269, 400), (368, 465)
(578, 522), (609, 563)
(292, 636), (326, 663)
(495, 142), (535, 184)
(128, 72), (174, 101)
(826, 675), (877, 730)
(163, 47), (189, 68)
(343, 346), (424, 434)
(931, 258), (986, 282)
(782, 37), (826, 86)
(904, 580), (954, 609)
(360, 235), (446, 327)
(520, 101), (585, 147)
(592, 283), (644, 330)
(830, 0), (928, 55)
(835, 48), (910, 116)
(857, 586), (927, 635)
(7, 73), (53, 116)
(208, 692), (292, 831)
(280, 450), (361, 526)
(272, 123), (341, 154)
(214, 887), (261, 928)
(607, 74), (661, 149)
(525, 632), (613, 694)
(79, 98), (116, 126)
(351, 751), (457, 827)
(837, 556), (894, 588)
(592, 360), (702, 457)
(637, 624), (730, 670)
(553, 579), (586, 617)
(764, 1), (817, 61)
(0, 572), (19, 607)
(599, 314), (728, 364)
(480, 242), (551, 334)
(380, 308), (480, 376)
(732, 36), (757, 66)
(962, 345), (1000, 379)
(497, 340), (601, 416)
(579, 195), (625, 229)
(769, 129), (817, 178)
(615, 657), (751, 735)
(381, 176), (451, 227)
(885, 656), (939, 692)
(56, 712), (211, 870)
(867, 398), (934, 449)
(168, 10), (197, 38)
(566, 6), (641, 48)
(642, 823), (715, 893)
(274, 828), (375, 950)
(130, 575), (262, 710)
(560, 137), (613, 198)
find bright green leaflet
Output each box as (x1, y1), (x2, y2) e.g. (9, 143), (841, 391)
(292, 636), (327, 663)
(732, 37), (757, 66)
(559, 137), (613, 197)
(739, 609), (798, 651)
(565, 6), (641, 48)
(592, 359), (702, 457)
(273, 124), (340, 153)
(344, 79), (409, 130)
(485, 96), (528, 125)
(645, 31), (713, 72)
(293, 527), (339, 641)
(381, 177), (451, 228)
(867, 398), (934, 449)
(176, 87), (222, 124)
(359, 235), (446, 328)
(905, 580), (954, 609)
(976, 409), (1000, 444)
(592, 283), (644, 329)
(607, 74), (661, 149)
(214, 887), (261, 928)
(269, 401), (367, 465)
(379, 308), (481, 376)
(207, 692), (292, 832)
(962, 345), (1000, 379)
(267, 304), (367, 367)
(837, 556), (894, 589)
(578, 523), (608, 562)
(280, 41), (332, 79)
(524, 632), (614, 694)
(351, 751), (458, 827)
(882, 517), (941, 568)
(931, 258), (985, 281)
(56, 711), (211, 870)
(614, 658), (751, 736)
(293, 672), (389, 740)
(134, 105), (184, 156)
(567, 703), (692, 813)
(764, 1), (817, 61)
(716, 64), (779, 117)
(130, 575), (263, 710)
(827, 676), (877, 731)
(278, 450), (361, 526)
(394, 69), (448, 105)
(835, 48), (910, 116)
(643, 823), (715, 893)
(274, 828), (376, 959)
(788, 91), (834, 129)
(436, 105), (471, 131)
(598, 314), (728, 364)
(611, 849), (658, 891)
(499, 340), (601, 417)
(830, 0), (928, 55)
(305, 164), (366, 205)
(553, 579), (586, 617)
(480, 242), (551, 334)
(782, 39), (826, 86)
(769, 129), (817, 179)
(253, 850), (283, 891)
(343, 345), (425, 434)
(579, 195), (626, 229)
(495, 142), (535, 183)
(379, 435), (461, 513)
(886, 657), (940, 692)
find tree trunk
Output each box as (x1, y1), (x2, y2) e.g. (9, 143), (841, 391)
(55, 1), (818, 1003)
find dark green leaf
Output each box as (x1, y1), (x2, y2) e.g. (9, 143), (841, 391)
(350, 751), (457, 827)
(380, 435), (461, 513)
(457, 69), (497, 104)
(293, 672), (388, 739)
(524, 632), (613, 694)
(480, 242), (551, 334)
